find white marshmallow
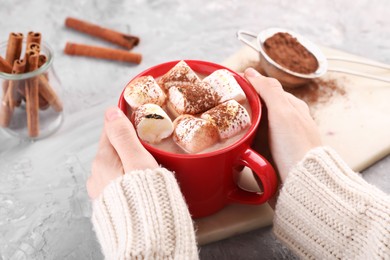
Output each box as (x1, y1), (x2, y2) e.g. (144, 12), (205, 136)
(201, 100), (250, 139)
(168, 81), (217, 115)
(158, 60), (200, 90)
(203, 69), (246, 103)
(124, 76), (166, 110)
(134, 104), (174, 144)
(173, 115), (219, 153)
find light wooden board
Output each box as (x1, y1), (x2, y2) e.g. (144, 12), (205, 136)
(195, 44), (390, 245)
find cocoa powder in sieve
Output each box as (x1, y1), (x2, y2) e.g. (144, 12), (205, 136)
(263, 32), (319, 74)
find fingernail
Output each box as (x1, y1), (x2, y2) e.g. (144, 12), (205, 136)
(245, 68), (260, 77)
(106, 107), (123, 121)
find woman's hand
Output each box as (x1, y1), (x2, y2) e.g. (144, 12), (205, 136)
(87, 106), (159, 199)
(244, 68), (322, 182)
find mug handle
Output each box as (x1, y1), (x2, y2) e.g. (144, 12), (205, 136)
(228, 148), (278, 204)
(236, 30), (261, 52)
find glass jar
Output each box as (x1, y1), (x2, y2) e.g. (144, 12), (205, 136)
(0, 41), (64, 140)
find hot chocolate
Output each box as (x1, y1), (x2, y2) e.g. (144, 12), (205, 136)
(124, 61), (252, 154)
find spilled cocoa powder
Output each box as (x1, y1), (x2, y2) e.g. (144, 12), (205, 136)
(243, 65), (346, 107)
(286, 78), (346, 106)
(263, 32), (319, 74)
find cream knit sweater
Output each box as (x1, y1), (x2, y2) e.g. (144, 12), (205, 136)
(92, 147), (390, 259)
(274, 147), (390, 259)
(92, 168), (199, 259)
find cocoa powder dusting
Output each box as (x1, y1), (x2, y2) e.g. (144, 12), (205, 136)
(174, 81), (217, 114)
(264, 32), (319, 74)
(286, 78), (346, 106)
(206, 105), (234, 129)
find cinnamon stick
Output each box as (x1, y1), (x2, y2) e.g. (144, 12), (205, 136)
(27, 42), (41, 53)
(38, 91), (49, 110)
(24, 49), (35, 73)
(64, 42), (142, 64)
(0, 56), (12, 73)
(26, 31), (42, 46)
(38, 75), (63, 112)
(9, 59), (26, 109)
(0, 59), (26, 127)
(25, 51), (40, 137)
(0, 90), (13, 127)
(65, 17), (139, 50)
(38, 54), (47, 67)
(5, 33), (23, 65)
(36, 53), (49, 109)
(3, 33), (23, 96)
(27, 43), (43, 110)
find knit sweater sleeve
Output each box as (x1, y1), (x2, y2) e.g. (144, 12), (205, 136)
(91, 168), (199, 260)
(273, 147), (390, 259)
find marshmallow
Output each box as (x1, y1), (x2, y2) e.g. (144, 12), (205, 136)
(158, 60), (200, 90)
(203, 69), (246, 103)
(133, 103), (174, 144)
(168, 81), (218, 115)
(124, 76), (166, 110)
(201, 100), (250, 139)
(173, 115), (220, 153)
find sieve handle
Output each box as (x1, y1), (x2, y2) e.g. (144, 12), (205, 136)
(328, 68), (390, 83)
(327, 56), (390, 70)
(236, 30), (261, 52)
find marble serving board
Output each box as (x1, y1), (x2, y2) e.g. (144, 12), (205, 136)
(195, 44), (390, 245)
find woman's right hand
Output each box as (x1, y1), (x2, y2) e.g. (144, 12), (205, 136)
(87, 106), (159, 200)
(244, 68), (322, 183)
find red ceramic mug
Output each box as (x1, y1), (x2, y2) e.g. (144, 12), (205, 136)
(118, 60), (278, 218)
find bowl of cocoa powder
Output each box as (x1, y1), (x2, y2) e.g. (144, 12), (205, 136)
(237, 28), (328, 87)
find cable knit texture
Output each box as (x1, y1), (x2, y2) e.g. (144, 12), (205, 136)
(273, 147), (390, 259)
(91, 147), (390, 259)
(92, 168), (199, 260)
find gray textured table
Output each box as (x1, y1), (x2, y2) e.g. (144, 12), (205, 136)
(1, 0), (389, 259)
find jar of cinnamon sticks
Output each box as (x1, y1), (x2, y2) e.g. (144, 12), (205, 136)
(0, 32), (63, 139)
